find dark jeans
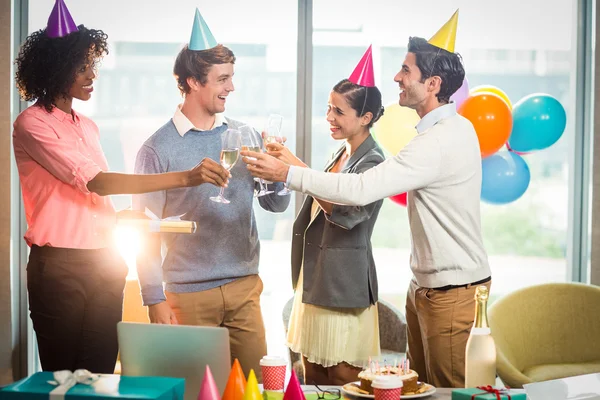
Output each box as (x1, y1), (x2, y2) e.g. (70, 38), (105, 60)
(27, 245), (128, 373)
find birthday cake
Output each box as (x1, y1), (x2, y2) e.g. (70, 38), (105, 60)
(357, 365), (419, 395)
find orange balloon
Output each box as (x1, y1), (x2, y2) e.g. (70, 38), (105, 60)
(458, 93), (513, 158)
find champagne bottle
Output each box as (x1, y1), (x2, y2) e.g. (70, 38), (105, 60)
(465, 285), (497, 388)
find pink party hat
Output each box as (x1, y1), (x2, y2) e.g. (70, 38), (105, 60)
(198, 365), (221, 400)
(46, 0), (78, 38)
(283, 370), (306, 400)
(348, 45), (375, 87)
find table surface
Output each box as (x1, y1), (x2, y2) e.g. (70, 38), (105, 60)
(341, 387), (452, 399)
(284, 385), (453, 399)
(265, 385), (528, 399)
(266, 386), (525, 399)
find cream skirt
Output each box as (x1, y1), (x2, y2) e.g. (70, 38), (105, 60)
(286, 268), (381, 368)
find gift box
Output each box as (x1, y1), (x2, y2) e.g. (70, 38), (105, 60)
(1, 371), (185, 400)
(452, 386), (527, 400)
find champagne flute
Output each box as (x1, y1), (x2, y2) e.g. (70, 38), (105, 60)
(264, 114), (283, 146)
(210, 128), (241, 204)
(239, 125), (274, 197)
(264, 114), (291, 196)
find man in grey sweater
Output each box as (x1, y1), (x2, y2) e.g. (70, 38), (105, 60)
(133, 39), (289, 380)
(242, 30), (492, 388)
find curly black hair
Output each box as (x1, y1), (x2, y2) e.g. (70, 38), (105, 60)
(14, 25), (109, 112)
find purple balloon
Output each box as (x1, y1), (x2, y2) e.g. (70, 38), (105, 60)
(451, 78), (469, 108)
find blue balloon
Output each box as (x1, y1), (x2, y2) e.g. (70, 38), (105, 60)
(507, 93), (566, 152)
(481, 152), (530, 205)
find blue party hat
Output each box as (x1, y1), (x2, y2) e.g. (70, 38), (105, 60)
(189, 8), (218, 51)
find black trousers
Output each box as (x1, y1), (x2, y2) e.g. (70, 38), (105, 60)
(27, 245), (128, 373)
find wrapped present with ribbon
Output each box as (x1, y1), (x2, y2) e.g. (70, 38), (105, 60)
(0, 370), (185, 400)
(451, 385), (527, 400)
(116, 208), (196, 234)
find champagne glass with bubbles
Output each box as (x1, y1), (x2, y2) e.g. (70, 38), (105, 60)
(239, 125), (273, 197)
(264, 114), (291, 196)
(210, 128), (241, 204)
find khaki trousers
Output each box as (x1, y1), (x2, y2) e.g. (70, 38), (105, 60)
(166, 274), (267, 382)
(405, 278), (492, 388)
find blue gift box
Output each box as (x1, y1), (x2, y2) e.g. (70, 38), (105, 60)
(452, 387), (527, 400)
(0, 372), (185, 400)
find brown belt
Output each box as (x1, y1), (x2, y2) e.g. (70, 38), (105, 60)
(432, 276), (491, 291)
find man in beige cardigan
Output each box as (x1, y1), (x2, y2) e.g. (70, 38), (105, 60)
(242, 31), (492, 389)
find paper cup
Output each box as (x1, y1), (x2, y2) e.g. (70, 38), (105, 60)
(259, 356), (287, 391)
(372, 375), (403, 400)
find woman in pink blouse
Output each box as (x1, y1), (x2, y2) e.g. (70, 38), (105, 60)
(12, 5), (229, 373)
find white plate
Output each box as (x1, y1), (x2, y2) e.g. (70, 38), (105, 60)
(341, 381), (437, 399)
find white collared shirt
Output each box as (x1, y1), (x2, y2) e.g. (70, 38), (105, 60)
(172, 104), (227, 136)
(416, 102), (457, 134)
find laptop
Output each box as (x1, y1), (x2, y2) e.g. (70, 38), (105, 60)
(117, 322), (231, 400)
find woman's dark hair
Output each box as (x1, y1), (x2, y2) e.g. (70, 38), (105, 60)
(173, 44), (236, 95)
(407, 36), (465, 104)
(332, 79), (384, 129)
(14, 25), (109, 112)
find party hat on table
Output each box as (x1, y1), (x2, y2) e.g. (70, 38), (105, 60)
(242, 370), (261, 400)
(428, 9), (459, 53)
(198, 365), (221, 400)
(189, 7), (218, 51)
(46, 0), (78, 38)
(283, 370), (306, 400)
(348, 45), (375, 87)
(222, 359), (246, 400)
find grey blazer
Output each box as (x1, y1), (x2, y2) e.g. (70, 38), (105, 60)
(291, 135), (385, 308)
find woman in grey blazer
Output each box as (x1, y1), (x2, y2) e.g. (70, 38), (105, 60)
(267, 77), (385, 385)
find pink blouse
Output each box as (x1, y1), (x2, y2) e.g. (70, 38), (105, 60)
(13, 104), (116, 249)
